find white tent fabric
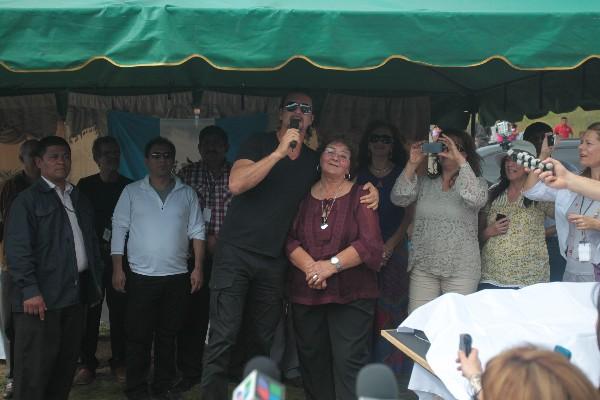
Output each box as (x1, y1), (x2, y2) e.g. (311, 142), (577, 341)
(400, 282), (600, 400)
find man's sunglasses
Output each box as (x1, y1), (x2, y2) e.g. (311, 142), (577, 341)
(284, 101), (313, 114)
(369, 134), (394, 144)
(150, 152), (174, 160)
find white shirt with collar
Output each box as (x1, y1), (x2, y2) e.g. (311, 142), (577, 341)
(111, 175), (205, 276)
(523, 180), (599, 262)
(42, 176), (88, 272)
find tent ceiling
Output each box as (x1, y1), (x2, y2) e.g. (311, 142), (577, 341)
(2, 1), (600, 124)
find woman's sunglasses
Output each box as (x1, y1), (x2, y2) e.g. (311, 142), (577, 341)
(284, 101), (313, 114)
(369, 134), (394, 144)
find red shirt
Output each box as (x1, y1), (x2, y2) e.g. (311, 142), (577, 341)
(286, 185), (384, 305)
(554, 123), (573, 139)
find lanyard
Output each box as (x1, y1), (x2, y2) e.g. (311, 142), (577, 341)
(579, 196), (595, 216)
(578, 196), (597, 242)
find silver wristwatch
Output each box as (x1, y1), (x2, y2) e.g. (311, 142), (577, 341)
(330, 256), (343, 273)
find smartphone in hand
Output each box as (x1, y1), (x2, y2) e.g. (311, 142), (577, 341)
(421, 142), (445, 154)
(459, 333), (472, 357)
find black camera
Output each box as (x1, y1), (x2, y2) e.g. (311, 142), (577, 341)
(421, 142), (446, 154)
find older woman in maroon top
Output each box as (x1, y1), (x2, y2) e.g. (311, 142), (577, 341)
(286, 135), (384, 400)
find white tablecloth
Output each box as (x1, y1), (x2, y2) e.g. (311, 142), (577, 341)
(399, 282), (600, 400)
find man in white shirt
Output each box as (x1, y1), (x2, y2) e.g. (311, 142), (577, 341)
(6, 136), (103, 400)
(111, 137), (205, 400)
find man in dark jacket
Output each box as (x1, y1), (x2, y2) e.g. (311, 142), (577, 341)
(0, 139), (39, 399)
(5, 136), (103, 400)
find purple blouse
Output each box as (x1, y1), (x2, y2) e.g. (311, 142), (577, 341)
(286, 185), (384, 305)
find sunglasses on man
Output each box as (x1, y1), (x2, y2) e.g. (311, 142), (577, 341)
(150, 152), (174, 160)
(284, 101), (313, 114)
(369, 134), (394, 144)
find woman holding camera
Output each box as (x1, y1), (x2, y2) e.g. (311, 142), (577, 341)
(524, 123), (600, 282)
(479, 140), (554, 289)
(286, 135), (383, 400)
(391, 128), (487, 313)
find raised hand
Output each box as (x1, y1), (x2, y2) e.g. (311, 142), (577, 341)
(274, 128), (301, 159)
(407, 141), (427, 166)
(438, 134), (467, 165)
(535, 158), (571, 189)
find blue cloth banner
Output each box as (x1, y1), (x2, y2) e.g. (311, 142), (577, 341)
(108, 111), (159, 180)
(216, 113), (268, 163)
(108, 111), (268, 181)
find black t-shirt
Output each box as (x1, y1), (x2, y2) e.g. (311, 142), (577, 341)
(77, 173), (132, 242)
(219, 132), (319, 258)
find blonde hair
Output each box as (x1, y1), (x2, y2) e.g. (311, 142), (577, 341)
(481, 346), (599, 400)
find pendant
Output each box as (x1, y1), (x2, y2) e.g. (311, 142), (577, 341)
(320, 223), (329, 230)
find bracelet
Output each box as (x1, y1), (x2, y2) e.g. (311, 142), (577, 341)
(468, 373), (482, 395)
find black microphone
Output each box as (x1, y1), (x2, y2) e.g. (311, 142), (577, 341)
(242, 356), (281, 381)
(233, 356), (285, 399)
(289, 118), (300, 149)
(356, 363), (399, 400)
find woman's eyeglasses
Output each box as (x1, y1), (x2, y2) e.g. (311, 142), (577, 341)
(284, 101), (313, 114)
(323, 147), (350, 162)
(369, 134), (394, 144)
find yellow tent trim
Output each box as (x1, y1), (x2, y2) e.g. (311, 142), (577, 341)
(2, 53), (600, 74)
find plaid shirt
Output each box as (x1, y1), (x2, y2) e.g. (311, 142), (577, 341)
(178, 161), (232, 236)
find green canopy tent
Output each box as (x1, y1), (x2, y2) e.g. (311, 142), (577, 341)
(2, 0), (600, 125)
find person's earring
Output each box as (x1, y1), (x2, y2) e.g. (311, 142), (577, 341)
(316, 163), (321, 174)
(345, 171), (351, 180)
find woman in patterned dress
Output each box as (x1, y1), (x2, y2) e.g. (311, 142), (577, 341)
(479, 140), (554, 289)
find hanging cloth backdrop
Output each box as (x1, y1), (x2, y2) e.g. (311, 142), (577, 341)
(0, 94), (57, 143)
(108, 110), (268, 180)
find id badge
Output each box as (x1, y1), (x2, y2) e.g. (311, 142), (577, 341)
(578, 242), (591, 262)
(102, 228), (112, 242)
